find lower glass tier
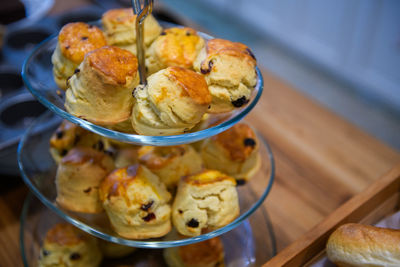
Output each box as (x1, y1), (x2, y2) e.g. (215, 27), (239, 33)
(18, 112), (275, 248)
(20, 193), (276, 266)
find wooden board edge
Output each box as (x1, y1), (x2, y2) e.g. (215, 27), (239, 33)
(263, 162), (400, 267)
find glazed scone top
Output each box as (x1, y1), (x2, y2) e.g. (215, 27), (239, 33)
(102, 8), (135, 25)
(58, 22), (107, 64)
(138, 145), (187, 170)
(50, 120), (83, 150)
(164, 66), (211, 105)
(86, 46), (138, 85)
(184, 169), (236, 186)
(200, 38), (256, 73)
(156, 27), (204, 68)
(61, 147), (112, 168)
(45, 223), (89, 246)
(212, 123), (257, 162)
(178, 237), (224, 266)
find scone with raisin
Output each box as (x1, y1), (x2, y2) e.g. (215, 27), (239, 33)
(38, 223), (102, 267)
(65, 46), (139, 125)
(131, 66), (211, 135)
(52, 22), (107, 90)
(172, 170), (239, 236)
(201, 123), (260, 183)
(56, 147), (115, 213)
(99, 164), (172, 239)
(49, 120), (103, 164)
(102, 8), (162, 54)
(193, 39), (257, 113)
(138, 144), (203, 188)
(146, 27), (205, 75)
(164, 237), (225, 267)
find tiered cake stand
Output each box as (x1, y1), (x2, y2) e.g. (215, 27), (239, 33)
(18, 21), (275, 266)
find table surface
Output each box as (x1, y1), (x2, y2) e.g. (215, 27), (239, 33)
(1, 1), (400, 266)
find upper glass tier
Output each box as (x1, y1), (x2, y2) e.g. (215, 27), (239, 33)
(21, 22), (263, 146)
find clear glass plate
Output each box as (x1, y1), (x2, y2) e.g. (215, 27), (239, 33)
(18, 112), (275, 248)
(21, 22), (264, 146)
(20, 192), (276, 267)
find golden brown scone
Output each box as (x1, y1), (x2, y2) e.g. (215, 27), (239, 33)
(131, 66), (211, 135)
(172, 170), (239, 237)
(65, 46), (139, 125)
(102, 8), (162, 54)
(114, 146), (140, 169)
(201, 123), (260, 183)
(193, 38), (257, 113)
(49, 120), (103, 164)
(38, 223), (102, 267)
(146, 27), (205, 75)
(56, 147), (115, 213)
(98, 240), (136, 259)
(138, 145), (203, 188)
(52, 22), (107, 90)
(99, 164), (172, 239)
(164, 237), (225, 267)
(326, 223), (400, 267)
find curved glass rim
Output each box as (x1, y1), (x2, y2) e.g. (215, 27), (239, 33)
(17, 113), (275, 248)
(21, 26), (264, 146)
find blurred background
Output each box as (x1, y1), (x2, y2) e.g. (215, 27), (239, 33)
(0, 0), (399, 176)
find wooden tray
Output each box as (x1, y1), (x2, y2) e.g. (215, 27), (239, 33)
(264, 163), (400, 267)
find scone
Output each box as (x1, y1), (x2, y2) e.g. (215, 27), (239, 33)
(99, 164), (172, 239)
(164, 237), (225, 267)
(326, 223), (400, 267)
(52, 22), (107, 90)
(56, 147), (115, 213)
(98, 240), (136, 259)
(193, 38), (257, 113)
(114, 146), (140, 169)
(65, 46), (139, 125)
(172, 170), (239, 236)
(138, 145), (203, 188)
(200, 123), (260, 183)
(146, 27), (205, 75)
(49, 120), (103, 164)
(38, 223), (102, 267)
(102, 8), (162, 54)
(131, 66), (212, 135)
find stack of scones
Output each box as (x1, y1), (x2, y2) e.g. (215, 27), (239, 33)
(44, 7), (261, 267)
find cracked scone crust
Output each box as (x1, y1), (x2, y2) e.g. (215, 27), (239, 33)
(56, 147), (115, 213)
(138, 144), (203, 188)
(193, 38), (257, 113)
(172, 170), (239, 236)
(52, 22), (107, 90)
(146, 27), (205, 75)
(65, 46), (139, 125)
(131, 66), (211, 135)
(102, 8), (161, 54)
(38, 223), (102, 267)
(201, 123), (261, 182)
(99, 164), (172, 239)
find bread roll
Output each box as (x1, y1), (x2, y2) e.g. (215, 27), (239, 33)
(138, 144), (203, 188)
(99, 164), (172, 239)
(65, 46), (139, 125)
(38, 223), (102, 267)
(193, 38), (257, 113)
(201, 123), (260, 183)
(326, 223), (400, 267)
(56, 147), (115, 213)
(172, 170), (239, 236)
(102, 8), (162, 54)
(164, 237), (225, 267)
(52, 22), (107, 90)
(131, 66), (211, 135)
(146, 27), (205, 75)
(49, 120), (103, 164)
